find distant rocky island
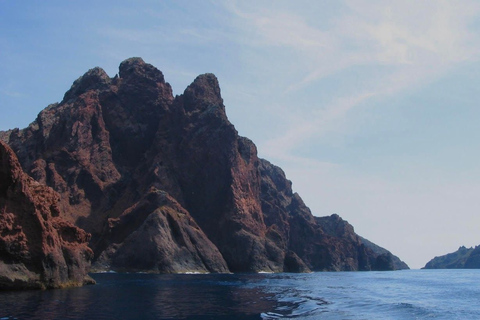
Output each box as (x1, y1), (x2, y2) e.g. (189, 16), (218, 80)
(423, 246), (480, 269)
(0, 58), (408, 289)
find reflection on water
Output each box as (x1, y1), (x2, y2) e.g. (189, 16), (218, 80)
(0, 273), (279, 320)
(150, 275), (277, 319)
(0, 280), (96, 319)
(1, 270), (480, 319)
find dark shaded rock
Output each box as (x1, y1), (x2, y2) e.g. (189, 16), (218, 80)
(465, 246), (480, 268)
(374, 253), (395, 271)
(63, 67), (111, 102)
(92, 189), (229, 273)
(283, 251), (310, 273)
(169, 78), (281, 272)
(0, 141), (94, 290)
(1, 58), (409, 273)
(359, 236), (409, 270)
(423, 246), (480, 269)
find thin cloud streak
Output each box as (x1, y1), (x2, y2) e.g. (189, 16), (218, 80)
(260, 91), (376, 162)
(225, 0), (480, 163)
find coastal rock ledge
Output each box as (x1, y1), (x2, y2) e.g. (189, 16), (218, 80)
(0, 58), (408, 277)
(0, 141), (94, 290)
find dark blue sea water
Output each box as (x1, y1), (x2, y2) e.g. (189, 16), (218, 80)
(0, 269), (479, 319)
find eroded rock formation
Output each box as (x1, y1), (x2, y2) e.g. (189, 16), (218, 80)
(1, 58), (408, 273)
(0, 141), (94, 289)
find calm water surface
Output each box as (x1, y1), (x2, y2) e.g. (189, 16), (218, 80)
(0, 269), (479, 319)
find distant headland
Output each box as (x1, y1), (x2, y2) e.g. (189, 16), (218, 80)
(423, 246), (480, 269)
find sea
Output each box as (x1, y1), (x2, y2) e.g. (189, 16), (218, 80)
(0, 269), (478, 319)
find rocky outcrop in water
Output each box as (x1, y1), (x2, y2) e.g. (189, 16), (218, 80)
(423, 246), (480, 269)
(0, 141), (94, 289)
(1, 58), (408, 273)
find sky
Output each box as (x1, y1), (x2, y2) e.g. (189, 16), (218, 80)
(2, 0), (480, 269)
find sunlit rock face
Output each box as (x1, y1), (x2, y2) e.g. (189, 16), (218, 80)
(0, 141), (94, 290)
(1, 58), (408, 273)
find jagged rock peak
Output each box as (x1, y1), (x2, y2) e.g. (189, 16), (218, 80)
(183, 73), (223, 113)
(63, 67), (111, 102)
(84, 66), (110, 80)
(259, 158), (292, 194)
(119, 57), (166, 83)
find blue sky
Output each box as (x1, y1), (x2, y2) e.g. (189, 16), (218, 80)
(2, 0), (480, 269)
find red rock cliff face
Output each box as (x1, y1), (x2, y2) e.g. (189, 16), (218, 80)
(0, 141), (94, 289)
(1, 58), (408, 272)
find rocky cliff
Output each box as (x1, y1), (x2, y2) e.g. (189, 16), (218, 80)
(359, 236), (409, 270)
(423, 246), (480, 269)
(1, 58), (408, 273)
(0, 141), (94, 289)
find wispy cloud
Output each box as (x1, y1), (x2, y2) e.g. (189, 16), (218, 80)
(0, 89), (25, 98)
(224, 0), (480, 162)
(261, 91), (375, 162)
